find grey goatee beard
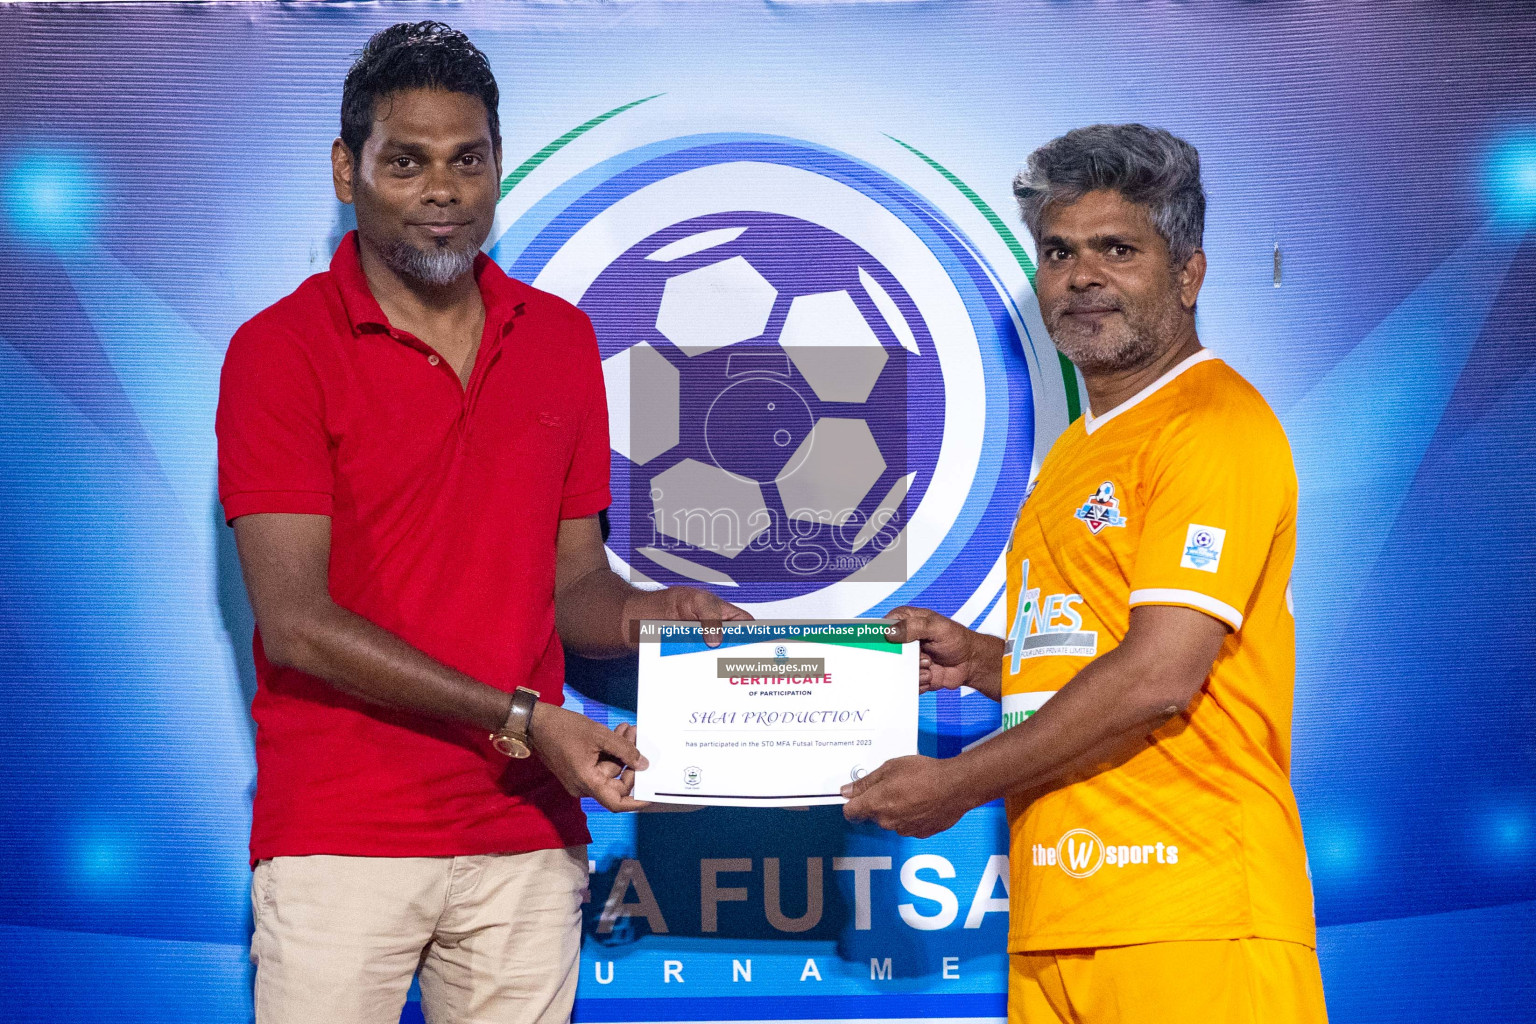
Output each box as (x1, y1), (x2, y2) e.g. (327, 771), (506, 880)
(381, 238), (479, 287)
(1045, 285), (1185, 375)
(1049, 314), (1160, 375)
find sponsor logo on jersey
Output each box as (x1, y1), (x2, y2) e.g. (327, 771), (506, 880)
(1031, 828), (1180, 878)
(1181, 523), (1226, 572)
(1004, 560), (1098, 673)
(1074, 481), (1128, 534)
(1001, 561), (1099, 672)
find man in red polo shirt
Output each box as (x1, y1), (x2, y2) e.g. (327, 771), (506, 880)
(216, 22), (743, 1024)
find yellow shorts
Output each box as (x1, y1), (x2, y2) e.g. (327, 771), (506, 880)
(1008, 938), (1328, 1024)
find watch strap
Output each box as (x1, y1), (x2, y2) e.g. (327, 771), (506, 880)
(491, 686), (541, 755)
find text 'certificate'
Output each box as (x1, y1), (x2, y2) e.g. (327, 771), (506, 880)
(634, 620), (918, 807)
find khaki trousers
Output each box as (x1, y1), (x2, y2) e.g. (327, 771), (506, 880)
(251, 846), (588, 1024)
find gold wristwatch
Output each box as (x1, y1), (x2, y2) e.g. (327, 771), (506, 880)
(490, 686), (541, 758)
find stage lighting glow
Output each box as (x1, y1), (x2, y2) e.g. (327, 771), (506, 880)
(73, 831), (133, 892)
(1486, 806), (1533, 855)
(1308, 820), (1366, 878)
(0, 148), (102, 249)
(1486, 130), (1536, 224)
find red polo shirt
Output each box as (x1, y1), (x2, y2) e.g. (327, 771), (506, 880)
(216, 233), (608, 862)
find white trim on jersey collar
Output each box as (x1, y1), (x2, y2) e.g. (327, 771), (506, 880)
(1083, 348), (1219, 436)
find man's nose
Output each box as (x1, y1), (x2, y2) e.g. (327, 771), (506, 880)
(1068, 254), (1104, 290)
(420, 164), (458, 205)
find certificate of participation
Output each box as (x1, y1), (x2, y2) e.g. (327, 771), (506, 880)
(634, 620), (919, 806)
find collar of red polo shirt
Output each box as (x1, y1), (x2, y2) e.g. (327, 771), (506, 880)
(331, 230), (527, 351)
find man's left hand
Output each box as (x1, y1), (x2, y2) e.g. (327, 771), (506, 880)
(840, 755), (973, 838)
(529, 706), (650, 812)
(627, 586), (752, 647)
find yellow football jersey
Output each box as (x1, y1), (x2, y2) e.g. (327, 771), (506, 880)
(1001, 349), (1315, 952)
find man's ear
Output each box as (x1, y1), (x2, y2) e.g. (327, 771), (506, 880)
(1178, 249), (1207, 310)
(331, 138), (355, 205)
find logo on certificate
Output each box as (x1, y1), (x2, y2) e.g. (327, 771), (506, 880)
(683, 766), (702, 789)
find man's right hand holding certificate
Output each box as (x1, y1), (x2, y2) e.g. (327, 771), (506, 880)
(888, 605), (1005, 699)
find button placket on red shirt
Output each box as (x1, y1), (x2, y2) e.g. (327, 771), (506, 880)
(460, 315), (517, 447)
(457, 330), (505, 448)
(465, 347), (504, 437)
(383, 326), (477, 441)
(371, 297), (516, 448)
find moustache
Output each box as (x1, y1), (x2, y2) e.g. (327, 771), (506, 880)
(1051, 298), (1123, 316)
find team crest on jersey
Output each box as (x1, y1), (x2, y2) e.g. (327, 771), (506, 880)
(1181, 524), (1226, 572)
(1074, 481), (1127, 534)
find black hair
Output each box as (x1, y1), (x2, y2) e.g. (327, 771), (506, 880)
(340, 21), (500, 157)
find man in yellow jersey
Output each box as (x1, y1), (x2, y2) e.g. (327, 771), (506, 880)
(842, 124), (1327, 1023)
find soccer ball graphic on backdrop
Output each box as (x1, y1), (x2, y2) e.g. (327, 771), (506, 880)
(494, 133), (1048, 619)
(583, 211), (944, 602)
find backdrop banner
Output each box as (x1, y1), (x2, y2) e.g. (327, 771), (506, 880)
(1, 3), (1533, 1023)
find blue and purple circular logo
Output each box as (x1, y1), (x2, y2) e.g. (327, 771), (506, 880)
(580, 209), (939, 603)
(493, 132), (1043, 618)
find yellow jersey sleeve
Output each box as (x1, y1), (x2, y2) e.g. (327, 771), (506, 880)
(1127, 400), (1295, 631)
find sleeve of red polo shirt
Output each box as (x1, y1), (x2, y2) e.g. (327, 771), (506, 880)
(559, 311), (612, 520)
(216, 318), (333, 523)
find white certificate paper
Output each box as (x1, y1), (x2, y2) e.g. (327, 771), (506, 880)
(634, 620), (918, 807)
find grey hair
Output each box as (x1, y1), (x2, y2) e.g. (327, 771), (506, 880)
(1013, 124), (1206, 266)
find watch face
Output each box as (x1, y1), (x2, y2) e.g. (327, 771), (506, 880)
(492, 734), (531, 759)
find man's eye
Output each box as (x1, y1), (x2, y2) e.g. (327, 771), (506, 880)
(392, 157), (416, 170)
(1109, 245), (1133, 257)
(460, 154), (481, 166)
